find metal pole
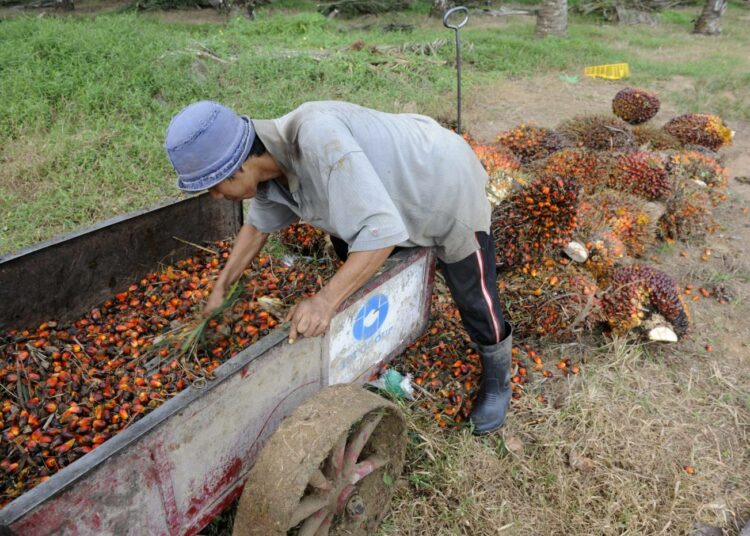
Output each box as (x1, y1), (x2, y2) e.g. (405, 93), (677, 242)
(443, 6), (469, 134)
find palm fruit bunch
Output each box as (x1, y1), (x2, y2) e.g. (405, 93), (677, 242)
(577, 190), (653, 257)
(501, 259), (603, 341)
(575, 196), (608, 238)
(278, 223), (327, 257)
(602, 264), (690, 338)
(540, 148), (607, 194)
(496, 124), (568, 164)
(471, 142), (521, 174)
(607, 151), (673, 201)
(657, 185), (712, 242)
(583, 229), (627, 286)
(663, 113), (733, 151)
(666, 150), (728, 205)
(633, 125), (682, 151)
(558, 114), (636, 152)
(612, 88), (660, 125)
(492, 174), (580, 270)
(605, 205), (652, 257)
(486, 170), (528, 206)
(463, 133), (524, 205)
(469, 142), (524, 205)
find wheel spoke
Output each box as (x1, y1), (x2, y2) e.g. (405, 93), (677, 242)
(309, 468), (333, 490)
(313, 512), (334, 536)
(351, 455), (387, 484)
(328, 434), (347, 479)
(297, 509), (327, 536)
(343, 413), (383, 477)
(289, 494), (329, 529)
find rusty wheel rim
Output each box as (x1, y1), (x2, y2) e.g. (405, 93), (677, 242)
(233, 385), (406, 536)
(288, 410), (392, 535)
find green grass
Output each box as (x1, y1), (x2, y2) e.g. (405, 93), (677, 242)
(1, 4), (749, 254)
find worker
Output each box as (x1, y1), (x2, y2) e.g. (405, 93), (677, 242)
(164, 100), (512, 434)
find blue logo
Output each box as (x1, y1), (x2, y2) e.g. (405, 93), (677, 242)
(353, 294), (389, 340)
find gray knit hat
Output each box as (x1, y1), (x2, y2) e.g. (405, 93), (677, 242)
(164, 101), (255, 192)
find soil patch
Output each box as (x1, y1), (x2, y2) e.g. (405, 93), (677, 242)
(462, 74), (691, 141)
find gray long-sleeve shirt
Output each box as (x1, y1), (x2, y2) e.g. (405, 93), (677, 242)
(248, 101), (491, 263)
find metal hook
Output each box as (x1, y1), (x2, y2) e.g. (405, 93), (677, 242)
(442, 6), (469, 134)
(442, 6), (469, 30)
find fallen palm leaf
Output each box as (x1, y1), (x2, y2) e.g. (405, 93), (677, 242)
(150, 279), (245, 379)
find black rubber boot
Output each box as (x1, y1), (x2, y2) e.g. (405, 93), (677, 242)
(470, 321), (513, 435)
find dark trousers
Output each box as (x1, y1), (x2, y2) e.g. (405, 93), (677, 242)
(329, 232), (506, 347)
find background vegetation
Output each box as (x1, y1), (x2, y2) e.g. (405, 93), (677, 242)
(1, 0), (749, 254)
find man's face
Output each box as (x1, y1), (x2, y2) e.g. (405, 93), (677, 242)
(208, 160), (258, 201)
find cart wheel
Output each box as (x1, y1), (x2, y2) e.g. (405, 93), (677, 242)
(232, 384), (406, 536)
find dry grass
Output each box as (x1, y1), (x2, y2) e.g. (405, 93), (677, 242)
(0, 132), (58, 200)
(382, 335), (749, 535)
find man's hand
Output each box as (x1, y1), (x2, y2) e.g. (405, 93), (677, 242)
(285, 246), (395, 343)
(203, 286), (225, 318)
(201, 224), (269, 318)
(286, 295), (336, 343)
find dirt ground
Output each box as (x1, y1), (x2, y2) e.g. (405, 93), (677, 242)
(383, 79), (750, 535)
(462, 74), (693, 140)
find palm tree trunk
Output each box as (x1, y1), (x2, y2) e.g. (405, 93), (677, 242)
(693, 0), (727, 35)
(535, 0), (568, 37)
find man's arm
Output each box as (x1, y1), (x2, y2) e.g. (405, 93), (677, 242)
(287, 246), (394, 342)
(204, 224), (269, 316)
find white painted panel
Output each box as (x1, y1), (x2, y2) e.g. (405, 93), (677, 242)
(328, 257), (428, 384)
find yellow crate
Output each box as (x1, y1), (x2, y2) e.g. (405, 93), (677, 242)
(583, 63), (630, 80)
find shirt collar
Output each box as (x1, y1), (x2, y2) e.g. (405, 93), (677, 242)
(253, 119), (300, 193)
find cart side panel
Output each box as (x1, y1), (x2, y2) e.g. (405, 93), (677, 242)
(0, 195), (242, 329)
(9, 442), (170, 536)
(159, 336), (322, 533)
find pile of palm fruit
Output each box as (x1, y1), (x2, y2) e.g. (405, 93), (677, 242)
(395, 87), (733, 427)
(479, 87), (731, 343)
(0, 243), (335, 506)
(279, 222), (329, 257)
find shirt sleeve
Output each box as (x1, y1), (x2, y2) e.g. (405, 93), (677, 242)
(246, 193), (299, 233)
(326, 150), (410, 253)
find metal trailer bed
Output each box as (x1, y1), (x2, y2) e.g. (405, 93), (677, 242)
(0, 194), (435, 535)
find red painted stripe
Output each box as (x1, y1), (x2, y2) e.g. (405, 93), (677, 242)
(475, 250), (501, 343)
(183, 379), (320, 536)
(151, 446), (182, 534)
